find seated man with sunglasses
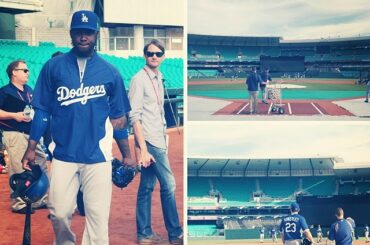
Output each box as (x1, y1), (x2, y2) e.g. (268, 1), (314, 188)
(0, 60), (48, 214)
(129, 39), (183, 244)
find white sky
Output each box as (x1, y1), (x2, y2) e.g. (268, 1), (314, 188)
(188, 0), (370, 39)
(187, 122), (370, 164)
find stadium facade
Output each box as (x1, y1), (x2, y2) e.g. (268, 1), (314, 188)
(188, 157), (370, 239)
(0, 0), (184, 127)
(0, 0), (184, 58)
(188, 33), (370, 79)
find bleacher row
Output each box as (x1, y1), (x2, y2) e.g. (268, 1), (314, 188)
(188, 36), (370, 79)
(0, 40), (183, 89)
(189, 45), (280, 61)
(188, 44), (370, 62)
(188, 177), (370, 202)
(224, 217), (277, 230)
(188, 224), (218, 237)
(188, 218), (279, 237)
(188, 69), (219, 78)
(188, 158), (335, 177)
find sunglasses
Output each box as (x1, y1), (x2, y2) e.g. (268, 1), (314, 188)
(14, 68), (29, 73)
(146, 51), (164, 58)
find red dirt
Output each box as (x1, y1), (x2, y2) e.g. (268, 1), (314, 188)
(315, 101), (353, 116)
(288, 79), (355, 84)
(214, 100), (353, 116)
(290, 102), (320, 115)
(214, 101), (246, 114)
(0, 128), (183, 245)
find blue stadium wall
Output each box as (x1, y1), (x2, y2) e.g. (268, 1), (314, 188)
(297, 193), (370, 226)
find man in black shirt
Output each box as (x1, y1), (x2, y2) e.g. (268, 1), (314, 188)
(0, 60), (48, 214)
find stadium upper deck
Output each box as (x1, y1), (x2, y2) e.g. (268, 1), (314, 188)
(188, 157), (370, 199)
(189, 34), (370, 79)
(188, 157), (335, 177)
(189, 34), (370, 62)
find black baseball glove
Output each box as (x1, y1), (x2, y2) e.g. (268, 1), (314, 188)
(112, 158), (139, 189)
(301, 238), (312, 245)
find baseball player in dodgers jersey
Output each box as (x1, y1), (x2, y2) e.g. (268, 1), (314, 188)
(328, 208), (353, 245)
(280, 203), (314, 245)
(22, 10), (131, 245)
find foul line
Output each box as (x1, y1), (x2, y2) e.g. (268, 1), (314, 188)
(267, 103), (272, 114)
(237, 103), (249, 115)
(288, 103), (292, 114)
(311, 102), (324, 115)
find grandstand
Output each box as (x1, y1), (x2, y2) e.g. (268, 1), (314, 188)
(0, 0), (184, 126)
(188, 34), (370, 79)
(0, 40), (183, 89)
(188, 157), (370, 240)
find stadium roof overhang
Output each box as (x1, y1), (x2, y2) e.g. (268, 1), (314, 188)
(0, 0), (43, 14)
(188, 157), (336, 178)
(188, 33), (370, 47)
(334, 162), (370, 178)
(280, 36), (370, 47)
(188, 155), (335, 161)
(188, 34), (281, 46)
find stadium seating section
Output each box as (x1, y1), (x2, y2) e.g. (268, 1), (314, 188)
(338, 182), (355, 195)
(212, 178), (256, 202)
(189, 42), (370, 63)
(188, 177), (210, 197)
(301, 176), (336, 196)
(189, 45), (282, 61)
(188, 176), (370, 203)
(188, 69), (218, 78)
(188, 36), (370, 79)
(188, 224), (218, 237)
(0, 40), (183, 89)
(356, 181), (370, 194)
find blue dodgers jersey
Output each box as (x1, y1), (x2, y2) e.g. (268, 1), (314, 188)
(328, 219), (352, 245)
(32, 51), (131, 163)
(280, 214), (309, 240)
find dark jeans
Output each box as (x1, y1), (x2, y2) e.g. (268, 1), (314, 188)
(136, 143), (182, 240)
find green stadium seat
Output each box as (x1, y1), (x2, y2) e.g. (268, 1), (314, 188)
(0, 41), (183, 89)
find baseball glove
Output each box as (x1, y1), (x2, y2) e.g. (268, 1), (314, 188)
(301, 238), (312, 245)
(112, 158), (138, 189)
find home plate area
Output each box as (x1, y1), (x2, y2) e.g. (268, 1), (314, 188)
(214, 100), (353, 116)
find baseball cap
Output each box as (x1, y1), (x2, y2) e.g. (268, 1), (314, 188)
(70, 10), (99, 31)
(290, 202), (300, 212)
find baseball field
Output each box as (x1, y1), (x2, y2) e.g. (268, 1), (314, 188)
(188, 78), (368, 117)
(188, 78), (365, 100)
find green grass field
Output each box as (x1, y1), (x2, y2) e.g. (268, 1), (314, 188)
(188, 79), (367, 100)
